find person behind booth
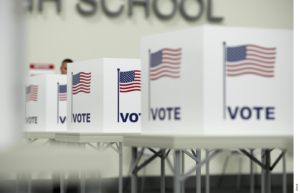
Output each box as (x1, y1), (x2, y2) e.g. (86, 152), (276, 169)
(60, 59), (73, 74)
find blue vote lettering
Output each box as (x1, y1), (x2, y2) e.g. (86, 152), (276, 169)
(59, 116), (66, 124)
(228, 107), (239, 119)
(227, 106), (275, 120)
(26, 116), (38, 124)
(151, 107), (181, 121)
(120, 113), (141, 123)
(72, 113), (91, 123)
(120, 113), (129, 122)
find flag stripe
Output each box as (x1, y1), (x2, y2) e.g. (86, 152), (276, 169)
(226, 63), (274, 68)
(161, 61), (180, 65)
(73, 87), (90, 92)
(120, 82), (140, 86)
(162, 57), (181, 61)
(227, 72), (274, 77)
(151, 74), (180, 81)
(151, 65), (180, 72)
(73, 90), (90, 95)
(119, 70), (141, 93)
(227, 67), (274, 73)
(150, 48), (182, 80)
(247, 54), (276, 60)
(151, 70), (180, 77)
(72, 72), (91, 95)
(120, 89), (141, 93)
(120, 85), (141, 89)
(247, 49), (276, 55)
(26, 85), (38, 102)
(226, 44), (276, 78)
(246, 58), (275, 64)
(247, 44), (276, 50)
(163, 48), (181, 52)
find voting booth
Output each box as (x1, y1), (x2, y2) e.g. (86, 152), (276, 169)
(141, 25), (293, 136)
(25, 74), (67, 131)
(67, 58), (141, 133)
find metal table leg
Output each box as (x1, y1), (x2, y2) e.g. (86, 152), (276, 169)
(237, 155), (242, 190)
(98, 172), (101, 193)
(131, 147), (137, 193)
(250, 149), (254, 193)
(181, 151), (185, 193)
(28, 172), (31, 193)
(282, 151), (286, 193)
(119, 142), (123, 193)
(174, 150), (181, 193)
(206, 150), (209, 193)
(60, 171), (64, 193)
(261, 149), (265, 193)
(81, 143), (86, 193)
(16, 173), (19, 193)
(265, 150), (271, 193)
(161, 149), (165, 193)
(196, 150), (201, 193)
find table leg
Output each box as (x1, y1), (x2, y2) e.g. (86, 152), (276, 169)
(97, 143), (101, 193)
(119, 142), (123, 193)
(60, 171), (64, 193)
(161, 149), (165, 193)
(250, 149), (254, 193)
(16, 173), (19, 193)
(196, 150), (201, 193)
(282, 151), (286, 193)
(265, 150), (271, 193)
(174, 150), (181, 193)
(237, 155), (242, 190)
(181, 151), (185, 193)
(28, 172), (31, 193)
(81, 143), (86, 193)
(98, 172), (101, 193)
(131, 147), (137, 193)
(261, 149), (265, 193)
(206, 150), (209, 193)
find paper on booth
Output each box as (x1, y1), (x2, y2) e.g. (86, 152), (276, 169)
(141, 25), (293, 136)
(25, 74), (67, 131)
(67, 58), (141, 133)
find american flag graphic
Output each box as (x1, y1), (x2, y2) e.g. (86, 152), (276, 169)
(26, 85), (38, 102)
(150, 48), (181, 80)
(226, 44), (276, 77)
(59, 85), (67, 101)
(72, 72), (91, 95)
(119, 70), (141, 93)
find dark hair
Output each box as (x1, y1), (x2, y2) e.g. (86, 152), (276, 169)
(61, 59), (73, 66)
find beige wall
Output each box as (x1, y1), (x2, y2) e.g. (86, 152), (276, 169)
(26, 0), (293, 177)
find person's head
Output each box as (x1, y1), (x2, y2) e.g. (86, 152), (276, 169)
(60, 59), (73, 74)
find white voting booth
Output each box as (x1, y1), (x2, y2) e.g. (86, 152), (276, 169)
(141, 25), (293, 136)
(25, 74), (67, 131)
(67, 58), (141, 133)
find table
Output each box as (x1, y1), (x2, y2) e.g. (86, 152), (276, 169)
(55, 132), (139, 193)
(124, 135), (293, 193)
(0, 142), (106, 193)
(23, 131), (62, 193)
(23, 131), (58, 144)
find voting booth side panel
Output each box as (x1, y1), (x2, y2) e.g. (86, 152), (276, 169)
(25, 76), (47, 131)
(202, 26), (293, 136)
(141, 27), (204, 135)
(67, 59), (104, 132)
(103, 58), (141, 133)
(45, 75), (67, 131)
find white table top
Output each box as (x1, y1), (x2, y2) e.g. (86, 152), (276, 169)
(23, 131), (60, 139)
(123, 135), (293, 151)
(0, 143), (110, 173)
(55, 132), (140, 143)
